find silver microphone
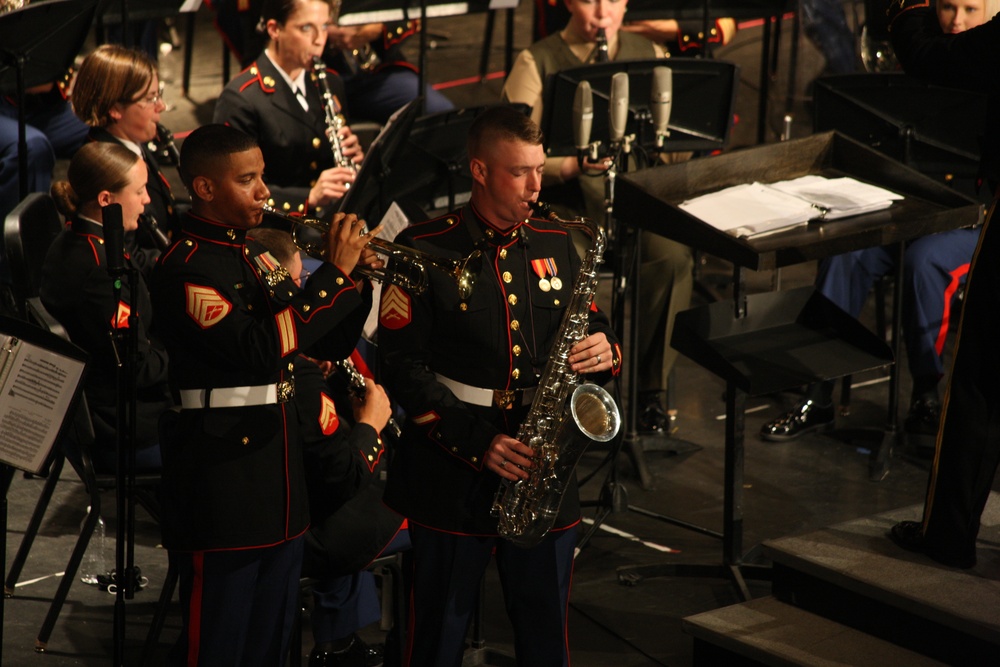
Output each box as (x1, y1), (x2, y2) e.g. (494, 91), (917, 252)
(572, 80), (594, 162)
(608, 72), (629, 148)
(650, 66), (672, 148)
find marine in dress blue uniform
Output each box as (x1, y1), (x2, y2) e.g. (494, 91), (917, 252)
(40, 215), (170, 470)
(378, 198), (621, 665)
(213, 52), (349, 218)
(887, 1), (1000, 569)
(150, 125), (374, 664)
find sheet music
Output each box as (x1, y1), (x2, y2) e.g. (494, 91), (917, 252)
(0, 334), (85, 473)
(679, 176), (903, 238)
(339, 3), (470, 25)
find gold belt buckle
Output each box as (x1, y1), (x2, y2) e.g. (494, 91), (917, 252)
(493, 389), (518, 410)
(277, 379), (295, 403)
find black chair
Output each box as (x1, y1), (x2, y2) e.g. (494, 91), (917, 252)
(3, 194), (71, 597)
(3, 193), (64, 319)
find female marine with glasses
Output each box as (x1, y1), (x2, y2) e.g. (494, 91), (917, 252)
(72, 44), (179, 261)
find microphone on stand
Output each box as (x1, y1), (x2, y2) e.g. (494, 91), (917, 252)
(608, 72), (630, 153)
(103, 203), (126, 278)
(572, 80), (596, 166)
(650, 66), (673, 149)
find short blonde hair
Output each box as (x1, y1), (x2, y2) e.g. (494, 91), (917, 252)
(72, 44), (157, 128)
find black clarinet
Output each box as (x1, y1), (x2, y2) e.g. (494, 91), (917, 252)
(595, 28), (609, 63)
(154, 122), (181, 166)
(334, 358), (402, 439)
(139, 214), (171, 251)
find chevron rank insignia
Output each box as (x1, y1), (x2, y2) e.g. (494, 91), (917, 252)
(319, 392), (339, 435)
(379, 284), (412, 330)
(185, 284), (233, 328)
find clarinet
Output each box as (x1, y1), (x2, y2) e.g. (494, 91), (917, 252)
(334, 358), (402, 439)
(312, 57), (358, 174)
(595, 27), (609, 63)
(139, 214), (171, 251)
(155, 122), (181, 166)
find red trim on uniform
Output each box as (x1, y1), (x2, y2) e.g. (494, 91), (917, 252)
(359, 441), (384, 473)
(157, 170), (173, 193)
(282, 402), (292, 538)
(84, 235), (103, 266)
(350, 348), (374, 378)
(495, 241), (518, 391)
(935, 263), (971, 356)
(187, 551), (205, 667)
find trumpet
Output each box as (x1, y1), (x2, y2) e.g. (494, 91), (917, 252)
(261, 205), (482, 299)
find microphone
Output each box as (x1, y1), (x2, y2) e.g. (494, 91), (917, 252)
(103, 203), (126, 277)
(650, 66), (672, 149)
(572, 80), (594, 163)
(608, 72), (629, 149)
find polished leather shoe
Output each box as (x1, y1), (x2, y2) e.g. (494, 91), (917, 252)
(309, 635), (384, 667)
(638, 401), (674, 434)
(903, 397), (941, 450)
(759, 400), (835, 442)
(889, 520), (976, 569)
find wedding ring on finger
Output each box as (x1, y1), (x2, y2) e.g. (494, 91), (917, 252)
(596, 354), (602, 364)
(500, 459), (507, 468)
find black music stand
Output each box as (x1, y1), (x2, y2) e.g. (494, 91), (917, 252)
(543, 59), (738, 158)
(333, 97), (423, 224)
(0, 315), (88, 666)
(0, 0), (98, 201)
(611, 131), (980, 599)
(382, 103), (531, 216)
(814, 73), (985, 197)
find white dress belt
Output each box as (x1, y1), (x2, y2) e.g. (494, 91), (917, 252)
(435, 374), (536, 409)
(180, 384), (280, 409)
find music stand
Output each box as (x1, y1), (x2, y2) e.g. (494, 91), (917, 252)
(611, 131), (980, 599)
(0, 0), (98, 201)
(333, 97), (423, 224)
(542, 59), (738, 158)
(382, 103), (531, 215)
(0, 314), (88, 665)
(814, 73), (985, 194)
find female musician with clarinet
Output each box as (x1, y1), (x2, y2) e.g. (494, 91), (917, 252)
(39, 142), (172, 471)
(72, 44), (180, 263)
(213, 0), (363, 220)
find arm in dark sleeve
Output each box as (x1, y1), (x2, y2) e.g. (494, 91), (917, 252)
(891, 6), (1000, 90)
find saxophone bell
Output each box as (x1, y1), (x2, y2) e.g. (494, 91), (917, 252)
(261, 204), (481, 299)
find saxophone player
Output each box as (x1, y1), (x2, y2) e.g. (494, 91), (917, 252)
(378, 106), (622, 666)
(213, 0), (363, 219)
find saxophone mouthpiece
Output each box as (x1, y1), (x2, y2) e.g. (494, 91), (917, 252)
(531, 201), (555, 220)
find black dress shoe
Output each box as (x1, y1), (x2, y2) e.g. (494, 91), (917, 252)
(310, 635), (384, 667)
(638, 401), (674, 434)
(903, 397), (941, 450)
(759, 400), (835, 442)
(889, 520), (976, 569)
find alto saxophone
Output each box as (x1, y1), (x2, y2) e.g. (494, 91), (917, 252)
(491, 203), (621, 548)
(312, 56), (358, 174)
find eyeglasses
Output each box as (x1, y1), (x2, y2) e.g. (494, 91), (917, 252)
(134, 82), (166, 108)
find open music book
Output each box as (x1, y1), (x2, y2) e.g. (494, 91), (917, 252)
(679, 175), (904, 238)
(0, 328), (86, 473)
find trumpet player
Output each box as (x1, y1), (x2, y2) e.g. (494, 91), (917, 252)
(214, 0), (363, 219)
(149, 124), (382, 665)
(378, 106), (622, 667)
